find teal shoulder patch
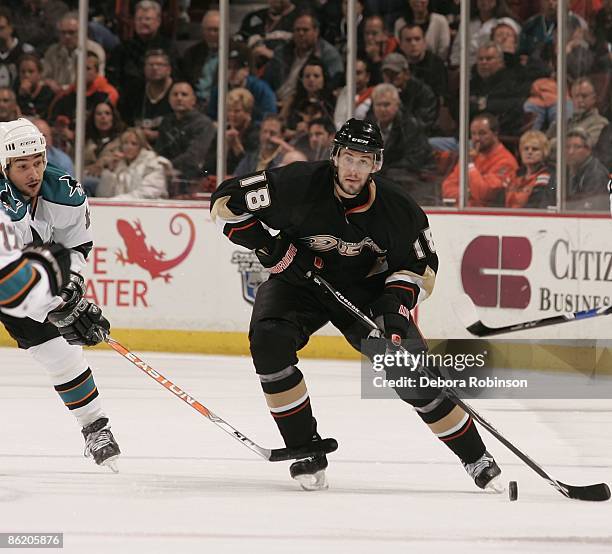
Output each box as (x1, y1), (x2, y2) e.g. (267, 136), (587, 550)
(0, 178), (27, 221)
(41, 164), (87, 207)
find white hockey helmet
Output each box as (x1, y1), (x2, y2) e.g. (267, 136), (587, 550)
(0, 118), (47, 173)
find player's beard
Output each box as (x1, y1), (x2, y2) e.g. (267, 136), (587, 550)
(336, 172), (369, 197)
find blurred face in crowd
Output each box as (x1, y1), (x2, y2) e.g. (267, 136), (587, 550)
(6, 154), (45, 199)
(134, 7), (161, 39)
(476, 46), (504, 78)
(492, 23), (518, 54)
(335, 148), (375, 196)
(373, 90), (400, 126)
(520, 139), (545, 167)
(227, 101), (251, 131)
(301, 64), (324, 95)
(86, 55), (99, 86)
(0, 16), (13, 48)
(399, 25), (427, 62)
(58, 17), (79, 50)
(409, 0), (429, 15)
(543, 0), (557, 17)
(144, 53), (171, 83)
(202, 11), (220, 49)
(121, 131), (141, 163)
(33, 119), (53, 147)
(293, 15), (318, 52)
(382, 67), (409, 90)
(228, 59), (250, 87)
(470, 117), (498, 153)
(0, 88), (18, 121)
(355, 60), (370, 91)
(308, 123), (333, 152)
(477, 0), (497, 17)
(94, 102), (114, 133)
(260, 118), (282, 153)
(169, 83), (196, 116)
(341, 0), (364, 17)
(571, 81), (597, 114)
(363, 16), (385, 48)
(19, 59), (41, 87)
(566, 135), (590, 168)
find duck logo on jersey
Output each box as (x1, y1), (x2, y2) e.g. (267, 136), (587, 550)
(0, 183), (23, 215)
(301, 235), (386, 256)
(59, 175), (84, 197)
(231, 250), (269, 304)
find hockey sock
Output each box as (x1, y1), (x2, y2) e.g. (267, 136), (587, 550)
(259, 365), (313, 448)
(414, 398), (486, 464)
(54, 367), (105, 427)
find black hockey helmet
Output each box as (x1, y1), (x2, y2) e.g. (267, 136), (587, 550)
(331, 118), (384, 171)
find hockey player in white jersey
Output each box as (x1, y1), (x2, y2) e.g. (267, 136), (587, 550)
(0, 118), (120, 470)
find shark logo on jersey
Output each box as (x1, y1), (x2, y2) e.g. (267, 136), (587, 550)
(301, 235), (386, 257)
(0, 183), (24, 215)
(59, 175), (84, 197)
(231, 250), (269, 304)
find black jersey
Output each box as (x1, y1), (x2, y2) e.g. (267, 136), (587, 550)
(211, 160), (439, 305)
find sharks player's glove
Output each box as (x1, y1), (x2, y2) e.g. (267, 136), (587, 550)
(255, 233), (323, 286)
(48, 273), (110, 346)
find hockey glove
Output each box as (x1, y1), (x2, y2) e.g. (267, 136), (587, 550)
(370, 285), (417, 346)
(21, 243), (72, 297)
(255, 234), (323, 286)
(48, 273), (110, 346)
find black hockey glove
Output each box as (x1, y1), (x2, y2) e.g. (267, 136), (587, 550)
(47, 273), (110, 346)
(255, 234), (323, 286)
(370, 287), (416, 346)
(21, 243), (72, 296)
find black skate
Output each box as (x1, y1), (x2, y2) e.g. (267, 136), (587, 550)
(82, 417), (120, 472)
(289, 433), (329, 491)
(463, 450), (503, 492)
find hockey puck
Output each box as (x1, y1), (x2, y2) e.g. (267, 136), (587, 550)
(508, 480), (518, 501)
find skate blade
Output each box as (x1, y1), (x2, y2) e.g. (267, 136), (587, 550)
(101, 455), (120, 473)
(483, 475), (505, 494)
(293, 469), (328, 491)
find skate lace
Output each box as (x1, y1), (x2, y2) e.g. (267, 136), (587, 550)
(84, 429), (113, 457)
(464, 452), (493, 478)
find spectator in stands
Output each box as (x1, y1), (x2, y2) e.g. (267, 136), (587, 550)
(393, 0), (451, 60)
(32, 117), (73, 175)
(0, 86), (20, 121)
(97, 127), (170, 199)
(547, 77), (609, 154)
(49, 51), (118, 126)
(320, 0), (367, 58)
(593, 121), (612, 170)
(442, 113), (518, 207)
(359, 15), (397, 85)
(82, 99), (125, 196)
(593, 0), (612, 64)
(280, 57), (336, 139)
(42, 11), (106, 94)
(379, 52), (438, 132)
(449, 0), (514, 68)
(119, 49), (173, 145)
(11, 0), (68, 57)
(207, 45), (277, 124)
(234, 114), (293, 176)
(334, 58), (373, 129)
(490, 17), (522, 68)
(156, 81), (216, 183)
(464, 42), (530, 138)
(293, 116), (336, 161)
(107, 1), (175, 109)
(0, 7), (34, 89)
(263, 11), (344, 103)
(506, 130), (556, 208)
(236, 0), (298, 71)
(222, 88), (260, 174)
(179, 9), (228, 109)
(398, 23), (448, 104)
(16, 53), (54, 118)
(566, 127), (610, 211)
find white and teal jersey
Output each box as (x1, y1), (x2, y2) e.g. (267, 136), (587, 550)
(0, 211), (61, 320)
(0, 163), (93, 274)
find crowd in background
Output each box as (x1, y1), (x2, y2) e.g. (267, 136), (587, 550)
(0, 0), (610, 211)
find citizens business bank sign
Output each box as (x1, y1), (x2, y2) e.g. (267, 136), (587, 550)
(419, 212), (612, 339)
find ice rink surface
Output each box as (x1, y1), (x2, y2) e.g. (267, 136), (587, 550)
(1, 346), (611, 553)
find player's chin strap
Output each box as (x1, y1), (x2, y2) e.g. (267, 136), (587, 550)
(103, 334), (337, 463)
(306, 271), (610, 502)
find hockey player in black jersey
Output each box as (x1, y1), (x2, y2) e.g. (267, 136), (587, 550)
(211, 118), (502, 491)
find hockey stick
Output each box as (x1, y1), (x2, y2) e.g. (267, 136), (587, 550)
(308, 272), (610, 501)
(105, 337), (337, 462)
(453, 293), (612, 337)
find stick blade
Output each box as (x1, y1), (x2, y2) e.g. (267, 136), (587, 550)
(559, 481), (611, 501)
(452, 294), (481, 329)
(268, 438), (338, 462)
